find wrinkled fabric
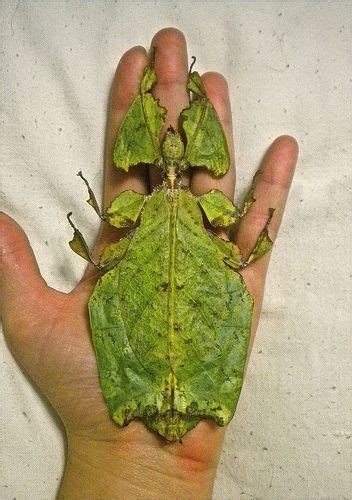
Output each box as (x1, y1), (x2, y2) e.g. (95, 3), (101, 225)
(1, 1), (350, 498)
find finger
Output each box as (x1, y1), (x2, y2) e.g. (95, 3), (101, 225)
(238, 135), (298, 296)
(0, 212), (48, 325)
(190, 72), (235, 199)
(87, 46), (150, 270)
(149, 27), (190, 188)
(104, 46), (150, 209)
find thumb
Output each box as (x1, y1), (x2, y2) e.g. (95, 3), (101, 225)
(0, 212), (48, 321)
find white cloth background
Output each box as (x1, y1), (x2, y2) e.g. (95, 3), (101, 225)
(1, 1), (351, 498)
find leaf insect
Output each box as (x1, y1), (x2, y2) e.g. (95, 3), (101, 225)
(67, 57), (273, 442)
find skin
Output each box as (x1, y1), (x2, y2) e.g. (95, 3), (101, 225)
(0, 28), (298, 499)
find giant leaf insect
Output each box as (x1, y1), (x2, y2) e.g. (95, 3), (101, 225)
(67, 58), (273, 442)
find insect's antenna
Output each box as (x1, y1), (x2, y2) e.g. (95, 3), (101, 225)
(189, 56), (197, 73)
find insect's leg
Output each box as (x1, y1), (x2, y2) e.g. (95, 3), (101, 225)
(67, 212), (132, 271)
(78, 170), (147, 230)
(243, 208), (274, 266)
(231, 170), (274, 266)
(67, 212), (101, 268)
(104, 191), (146, 229)
(208, 231), (243, 270)
(239, 169), (263, 218)
(179, 158), (190, 173)
(97, 232), (133, 270)
(197, 190), (240, 228)
(77, 171), (104, 219)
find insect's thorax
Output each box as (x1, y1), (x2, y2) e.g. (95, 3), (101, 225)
(161, 128), (187, 189)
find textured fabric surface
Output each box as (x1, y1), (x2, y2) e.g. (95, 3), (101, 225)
(1, 1), (351, 498)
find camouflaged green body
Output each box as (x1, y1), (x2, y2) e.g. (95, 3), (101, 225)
(88, 187), (253, 441)
(68, 62), (273, 442)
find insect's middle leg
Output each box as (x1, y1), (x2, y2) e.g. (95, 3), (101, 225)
(67, 212), (133, 271)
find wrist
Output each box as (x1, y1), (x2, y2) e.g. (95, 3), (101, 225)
(58, 421), (224, 499)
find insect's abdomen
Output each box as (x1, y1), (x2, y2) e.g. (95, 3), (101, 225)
(88, 187), (253, 441)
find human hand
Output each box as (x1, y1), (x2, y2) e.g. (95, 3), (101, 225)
(0, 28), (298, 499)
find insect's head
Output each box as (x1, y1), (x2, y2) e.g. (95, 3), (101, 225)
(161, 126), (185, 161)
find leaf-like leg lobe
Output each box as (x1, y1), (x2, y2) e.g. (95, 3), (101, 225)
(67, 212), (100, 268)
(245, 208), (274, 266)
(77, 171), (103, 219)
(208, 232), (243, 270)
(104, 190), (146, 229)
(98, 233), (133, 270)
(198, 189), (239, 227)
(239, 169), (263, 218)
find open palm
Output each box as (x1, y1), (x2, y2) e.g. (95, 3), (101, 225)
(1, 28), (298, 496)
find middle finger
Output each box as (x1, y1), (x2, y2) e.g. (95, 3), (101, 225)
(149, 28), (190, 188)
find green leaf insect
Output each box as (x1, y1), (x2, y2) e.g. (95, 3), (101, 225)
(67, 61), (273, 442)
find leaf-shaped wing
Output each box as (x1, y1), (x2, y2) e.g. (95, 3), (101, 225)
(181, 71), (230, 176)
(113, 66), (166, 171)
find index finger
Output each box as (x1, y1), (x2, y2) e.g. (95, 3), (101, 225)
(104, 46), (150, 209)
(148, 28), (190, 188)
(83, 47), (150, 277)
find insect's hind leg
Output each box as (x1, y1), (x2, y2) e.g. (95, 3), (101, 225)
(229, 169), (274, 267)
(243, 208), (274, 266)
